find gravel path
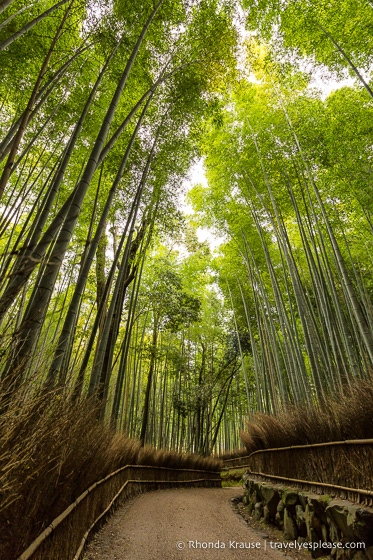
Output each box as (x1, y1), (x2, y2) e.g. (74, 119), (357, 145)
(83, 487), (294, 560)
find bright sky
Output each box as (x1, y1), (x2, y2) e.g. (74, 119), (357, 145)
(181, 159), (225, 251)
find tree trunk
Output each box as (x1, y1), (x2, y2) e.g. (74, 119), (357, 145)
(140, 317), (158, 446)
(0, 0), (15, 15)
(0, 0), (71, 54)
(2, 2), (164, 390)
(0, 0), (74, 200)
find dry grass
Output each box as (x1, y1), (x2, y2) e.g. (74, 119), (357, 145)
(222, 379), (373, 502)
(137, 446), (221, 471)
(240, 378), (373, 454)
(218, 448), (248, 461)
(0, 387), (221, 560)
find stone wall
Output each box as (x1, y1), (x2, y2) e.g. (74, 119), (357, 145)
(243, 474), (373, 559)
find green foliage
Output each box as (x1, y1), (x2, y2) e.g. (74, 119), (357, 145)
(244, 0), (373, 74)
(140, 254), (202, 331)
(3, 0), (373, 479)
(189, 40), (373, 413)
(0, 0), (242, 458)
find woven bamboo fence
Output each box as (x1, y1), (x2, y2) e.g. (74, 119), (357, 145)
(222, 439), (373, 505)
(17, 465), (221, 560)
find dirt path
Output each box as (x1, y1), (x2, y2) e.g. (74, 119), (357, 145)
(83, 487), (298, 560)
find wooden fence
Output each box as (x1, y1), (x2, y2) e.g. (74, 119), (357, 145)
(222, 439), (373, 505)
(17, 465), (221, 560)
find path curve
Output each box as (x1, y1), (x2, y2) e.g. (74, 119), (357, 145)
(83, 487), (290, 560)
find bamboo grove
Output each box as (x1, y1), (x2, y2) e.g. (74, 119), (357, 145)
(190, 0), (373, 415)
(0, 0), (245, 455)
(1, 0), (373, 458)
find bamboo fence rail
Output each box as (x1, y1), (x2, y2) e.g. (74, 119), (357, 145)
(222, 439), (373, 505)
(17, 465), (221, 560)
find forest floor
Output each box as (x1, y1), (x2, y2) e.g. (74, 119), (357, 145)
(82, 487), (312, 560)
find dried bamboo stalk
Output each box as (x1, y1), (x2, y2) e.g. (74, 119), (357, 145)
(17, 466), (221, 560)
(222, 438), (373, 465)
(248, 471), (373, 497)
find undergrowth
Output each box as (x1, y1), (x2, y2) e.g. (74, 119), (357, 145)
(220, 467), (245, 487)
